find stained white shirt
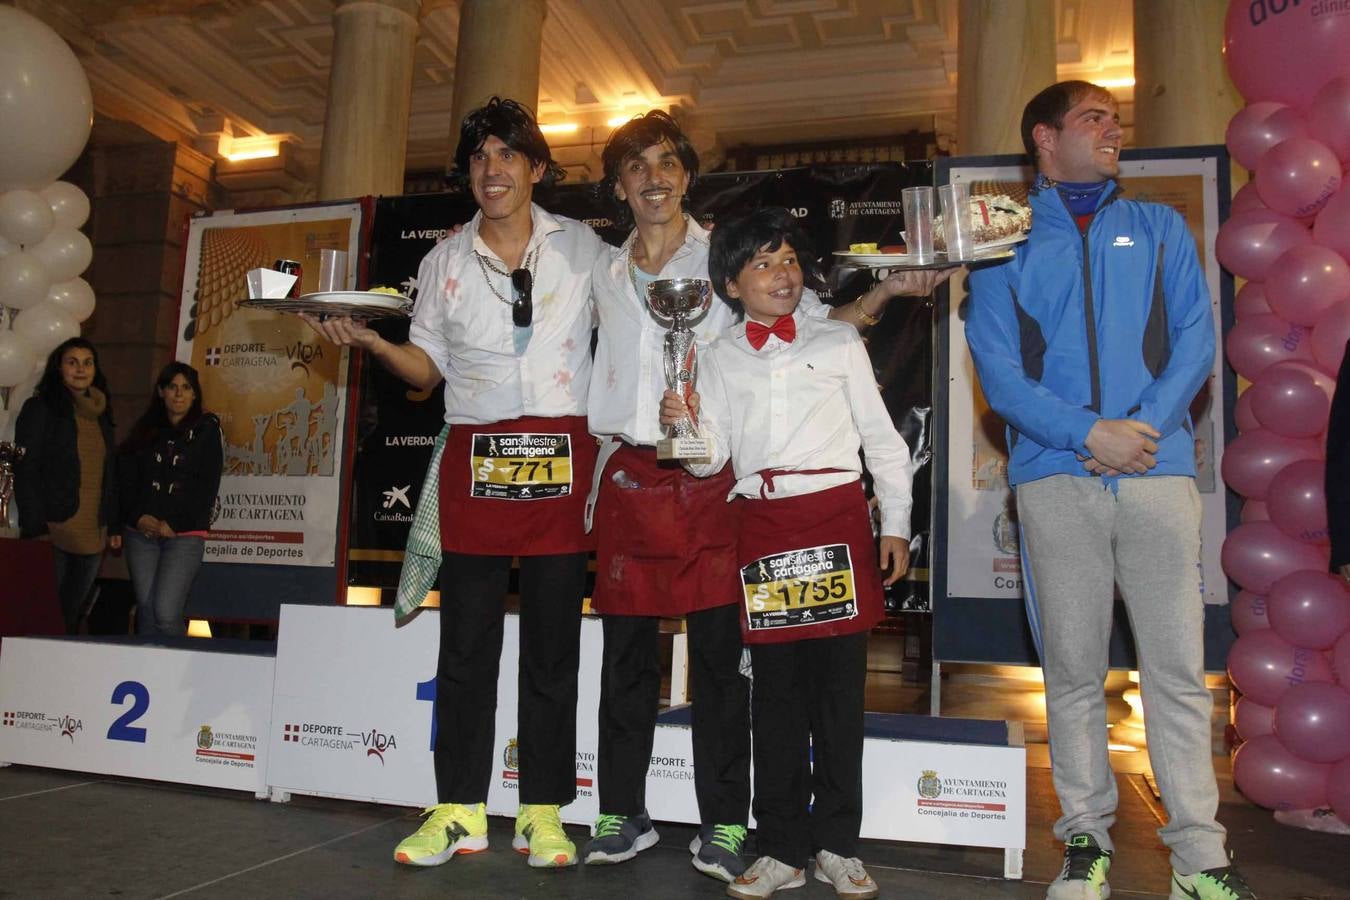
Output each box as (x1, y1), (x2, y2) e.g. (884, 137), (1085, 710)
(689, 309), (916, 539)
(409, 204), (606, 425)
(588, 215), (828, 446)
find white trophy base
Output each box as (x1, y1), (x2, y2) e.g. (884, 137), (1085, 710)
(656, 436), (712, 461)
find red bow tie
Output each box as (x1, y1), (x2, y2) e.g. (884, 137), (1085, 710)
(746, 315), (796, 350)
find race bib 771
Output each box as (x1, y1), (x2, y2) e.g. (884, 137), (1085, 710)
(469, 433), (572, 500)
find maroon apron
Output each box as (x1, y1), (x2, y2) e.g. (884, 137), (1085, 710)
(438, 415), (597, 556)
(591, 443), (741, 616)
(736, 479), (884, 644)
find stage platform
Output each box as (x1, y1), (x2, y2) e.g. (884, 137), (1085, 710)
(1, 757), (1342, 899)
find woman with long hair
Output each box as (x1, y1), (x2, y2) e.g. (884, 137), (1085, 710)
(15, 337), (121, 633)
(117, 362), (222, 637)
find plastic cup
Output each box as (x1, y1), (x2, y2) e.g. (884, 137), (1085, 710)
(939, 182), (973, 260)
(317, 248), (348, 292)
(902, 187), (935, 262)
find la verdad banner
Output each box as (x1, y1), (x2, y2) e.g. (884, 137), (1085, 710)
(350, 163), (939, 613)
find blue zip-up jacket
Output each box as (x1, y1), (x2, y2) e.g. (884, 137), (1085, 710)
(964, 178), (1214, 488)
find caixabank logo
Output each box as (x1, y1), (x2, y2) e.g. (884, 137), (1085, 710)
(282, 722), (399, 765)
(3, 710), (80, 742)
(193, 724), (259, 769)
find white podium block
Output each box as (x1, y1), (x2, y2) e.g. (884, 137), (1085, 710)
(0, 637), (274, 796)
(265, 605), (603, 825)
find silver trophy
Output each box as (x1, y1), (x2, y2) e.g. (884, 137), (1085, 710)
(0, 441), (24, 529)
(646, 278), (713, 460)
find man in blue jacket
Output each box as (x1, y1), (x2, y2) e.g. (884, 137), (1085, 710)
(965, 81), (1255, 900)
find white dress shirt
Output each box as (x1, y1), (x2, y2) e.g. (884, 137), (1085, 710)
(409, 204), (606, 425)
(689, 309), (916, 539)
(588, 214), (827, 446)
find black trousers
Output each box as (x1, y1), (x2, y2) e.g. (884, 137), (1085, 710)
(749, 631), (868, 868)
(433, 551), (586, 805)
(596, 602), (751, 825)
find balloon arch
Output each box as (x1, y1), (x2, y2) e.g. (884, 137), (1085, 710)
(1217, 0), (1350, 824)
(0, 8), (96, 418)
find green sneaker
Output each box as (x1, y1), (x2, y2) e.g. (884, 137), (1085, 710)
(512, 803), (577, 868)
(393, 802), (488, 866)
(689, 823), (747, 882)
(1170, 865), (1257, 899)
(1047, 833), (1112, 899)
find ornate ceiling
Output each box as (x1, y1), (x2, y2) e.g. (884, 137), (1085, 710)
(17, 0), (1136, 182)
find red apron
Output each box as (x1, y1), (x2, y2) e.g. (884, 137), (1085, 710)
(736, 480), (884, 644)
(591, 443), (741, 616)
(438, 415), (597, 556)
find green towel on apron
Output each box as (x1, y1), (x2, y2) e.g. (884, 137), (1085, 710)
(395, 424), (449, 621)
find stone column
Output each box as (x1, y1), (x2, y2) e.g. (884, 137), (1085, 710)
(1133, 0), (1240, 148)
(956, 0), (1058, 156)
(447, 0), (547, 166)
(317, 0), (421, 200)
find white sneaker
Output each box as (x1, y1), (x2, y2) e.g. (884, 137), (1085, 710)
(726, 855), (806, 899)
(813, 849), (879, 899)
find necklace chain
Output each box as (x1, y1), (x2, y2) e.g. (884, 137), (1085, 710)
(474, 246), (537, 306)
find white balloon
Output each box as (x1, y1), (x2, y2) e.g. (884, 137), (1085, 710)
(41, 181), (90, 230)
(0, 329), (37, 387)
(0, 249), (52, 311)
(28, 226), (91, 283)
(46, 277), (95, 322)
(0, 8), (93, 193)
(13, 302), (78, 356)
(0, 189), (55, 246)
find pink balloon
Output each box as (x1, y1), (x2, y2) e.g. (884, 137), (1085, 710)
(1335, 630), (1350, 686)
(1266, 244), (1350, 326)
(1229, 627), (1335, 706)
(1216, 209), (1312, 282)
(1225, 313), (1314, 380)
(1269, 570), (1350, 648)
(1232, 733), (1329, 810)
(1241, 501), (1270, 524)
(1255, 138), (1342, 218)
(1221, 522), (1329, 594)
(1231, 181), (1268, 216)
(1235, 696), (1276, 740)
(1267, 461), (1331, 545)
(1227, 102), (1309, 170)
(1249, 361), (1336, 438)
(1235, 388), (1262, 432)
(1220, 429), (1322, 500)
(1232, 589), (1271, 635)
(1224, 0), (1350, 109)
(1309, 75), (1350, 162)
(1234, 281), (1272, 320)
(1311, 301), (1350, 374)
(1330, 758), (1350, 823)
(1313, 186), (1350, 261)
(1273, 682), (1350, 763)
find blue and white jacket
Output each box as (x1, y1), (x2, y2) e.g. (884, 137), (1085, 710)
(964, 176), (1214, 488)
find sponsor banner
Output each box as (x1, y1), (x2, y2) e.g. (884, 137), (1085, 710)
(935, 150), (1233, 665)
(0, 638), (273, 795)
(265, 605), (603, 822)
(353, 166), (936, 612)
(177, 202), (364, 567)
(861, 737), (1025, 849)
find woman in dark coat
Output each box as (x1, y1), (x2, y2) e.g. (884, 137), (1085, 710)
(117, 362), (222, 637)
(15, 337), (120, 633)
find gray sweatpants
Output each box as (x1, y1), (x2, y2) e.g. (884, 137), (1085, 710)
(1016, 474), (1228, 874)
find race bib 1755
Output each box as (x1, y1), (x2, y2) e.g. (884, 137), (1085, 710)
(740, 543), (857, 631)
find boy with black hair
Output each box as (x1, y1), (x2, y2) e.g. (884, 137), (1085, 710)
(661, 207), (921, 899)
(303, 96), (605, 871)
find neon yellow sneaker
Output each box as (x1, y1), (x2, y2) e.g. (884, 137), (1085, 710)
(512, 804), (577, 868)
(393, 802), (489, 866)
